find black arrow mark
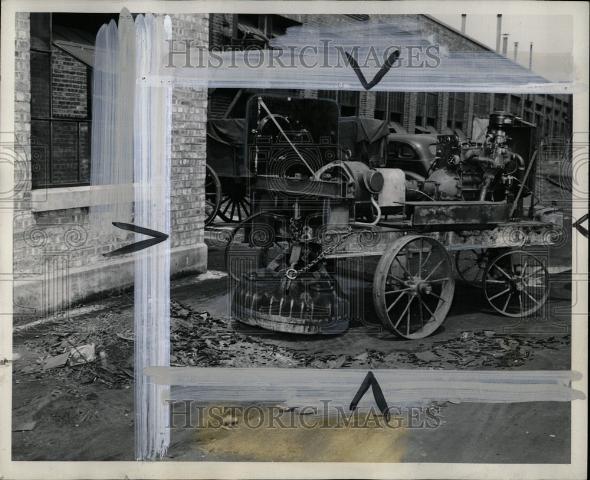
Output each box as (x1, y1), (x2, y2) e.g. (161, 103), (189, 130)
(103, 222), (169, 257)
(345, 50), (400, 91)
(349, 371), (390, 421)
(573, 213), (589, 238)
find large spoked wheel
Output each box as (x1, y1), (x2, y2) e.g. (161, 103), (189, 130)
(373, 235), (455, 339)
(483, 250), (549, 317)
(224, 212), (290, 283)
(218, 179), (251, 223)
(454, 249), (491, 287)
(205, 165), (221, 227)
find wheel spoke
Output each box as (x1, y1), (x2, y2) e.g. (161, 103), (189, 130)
(522, 268), (544, 280)
(518, 291), (524, 312)
(493, 263), (513, 281)
(387, 291), (408, 312)
(522, 289), (541, 305)
(502, 292), (513, 312)
(418, 239), (423, 277)
(428, 277), (450, 283)
(395, 255), (412, 278)
(394, 294), (414, 328)
(385, 287), (412, 295)
(221, 198), (232, 215)
(428, 291), (447, 303)
(424, 259), (444, 281)
(422, 248), (433, 272)
(387, 273), (406, 285)
(488, 287), (511, 301)
(420, 298), (436, 319)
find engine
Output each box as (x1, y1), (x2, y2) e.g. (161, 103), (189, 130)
(408, 112), (527, 203)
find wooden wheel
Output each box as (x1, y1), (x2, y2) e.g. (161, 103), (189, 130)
(483, 250), (549, 317)
(218, 179), (251, 223)
(373, 235), (455, 339)
(454, 249), (490, 287)
(205, 165), (221, 226)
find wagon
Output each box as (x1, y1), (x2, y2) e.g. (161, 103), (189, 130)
(205, 118), (251, 225)
(222, 95), (563, 339)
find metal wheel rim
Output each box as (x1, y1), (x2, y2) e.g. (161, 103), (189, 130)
(204, 165), (221, 227)
(373, 235), (455, 339)
(483, 250), (549, 317)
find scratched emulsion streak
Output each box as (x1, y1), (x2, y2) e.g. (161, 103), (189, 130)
(158, 20), (572, 93)
(145, 368), (584, 409)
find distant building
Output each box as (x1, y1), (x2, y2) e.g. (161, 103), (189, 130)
(208, 13), (571, 142)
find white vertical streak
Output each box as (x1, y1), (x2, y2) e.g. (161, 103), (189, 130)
(134, 12), (172, 460)
(89, 11), (135, 232)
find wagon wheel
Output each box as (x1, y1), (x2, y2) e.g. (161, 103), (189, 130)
(483, 250), (549, 317)
(224, 212), (290, 283)
(218, 180), (251, 223)
(205, 165), (221, 227)
(454, 249), (490, 287)
(373, 235), (455, 339)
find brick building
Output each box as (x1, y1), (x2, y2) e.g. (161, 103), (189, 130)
(207, 13), (571, 141)
(13, 13), (209, 320)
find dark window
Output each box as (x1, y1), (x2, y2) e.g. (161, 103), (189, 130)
(389, 92), (404, 114)
(318, 90), (359, 117)
(389, 112), (402, 123)
(426, 93), (438, 120)
(30, 13), (92, 188)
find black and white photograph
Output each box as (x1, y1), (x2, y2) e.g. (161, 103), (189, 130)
(0, 1), (587, 478)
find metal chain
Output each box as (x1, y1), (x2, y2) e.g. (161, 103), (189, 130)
(285, 228), (369, 279)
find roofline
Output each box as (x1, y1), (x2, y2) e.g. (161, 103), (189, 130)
(420, 14), (496, 52)
(420, 14), (550, 82)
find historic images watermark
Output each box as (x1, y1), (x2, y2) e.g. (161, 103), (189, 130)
(166, 40), (442, 70)
(168, 400), (443, 430)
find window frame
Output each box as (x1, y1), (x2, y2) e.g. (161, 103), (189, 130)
(30, 12), (92, 189)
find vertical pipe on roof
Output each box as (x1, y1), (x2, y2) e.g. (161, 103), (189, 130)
(496, 14), (502, 52)
(461, 14), (466, 34)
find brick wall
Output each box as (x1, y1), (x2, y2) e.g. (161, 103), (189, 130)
(208, 13), (234, 48)
(171, 14), (209, 250)
(14, 13), (32, 213)
(13, 13), (209, 320)
(51, 46), (89, 118)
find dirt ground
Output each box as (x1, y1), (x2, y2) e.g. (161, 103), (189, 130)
(11, 167), (575, 462)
